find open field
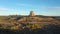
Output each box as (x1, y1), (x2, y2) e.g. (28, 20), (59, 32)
(0, 15), (60, 34)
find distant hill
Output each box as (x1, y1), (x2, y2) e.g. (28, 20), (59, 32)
(51, 16), (60, 19)
(0, 15), (60, 20)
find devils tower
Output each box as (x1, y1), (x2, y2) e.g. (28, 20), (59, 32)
(29, 11), (35, 16)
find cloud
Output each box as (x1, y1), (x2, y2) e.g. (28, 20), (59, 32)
(17, 3), (41, 7)
(45, 7), (60, 11)
(18, 3), (33, 7)
(0, 7), (20, 11)
(0, 8), (8, 11)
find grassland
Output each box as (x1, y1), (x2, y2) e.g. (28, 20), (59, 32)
(0, 15), (60, 34)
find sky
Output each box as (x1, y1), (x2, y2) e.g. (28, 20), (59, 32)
(0, 0), (60, 16)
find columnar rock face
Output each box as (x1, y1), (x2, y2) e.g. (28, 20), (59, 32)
(30, 11), (35, 16)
